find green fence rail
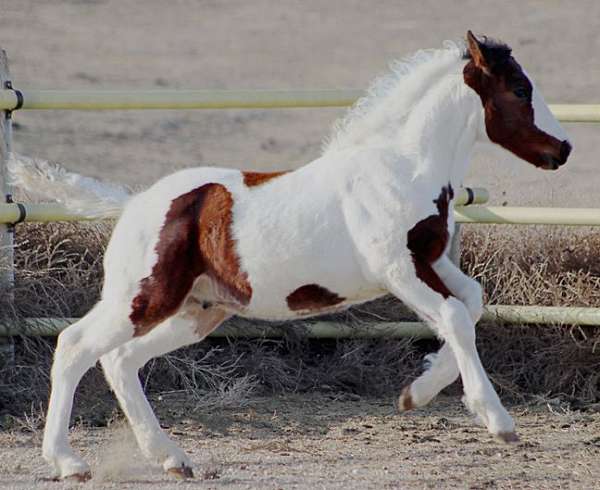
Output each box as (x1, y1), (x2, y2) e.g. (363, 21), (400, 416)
(0, 89), (599, 122)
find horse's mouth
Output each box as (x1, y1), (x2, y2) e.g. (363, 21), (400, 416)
(541, 140), (572, 170)
(541, 154), (562, 170)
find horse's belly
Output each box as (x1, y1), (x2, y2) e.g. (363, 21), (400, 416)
(236, 236), (380, 317)
(188, 259), (386, 320)
(236, 285), (387, 321)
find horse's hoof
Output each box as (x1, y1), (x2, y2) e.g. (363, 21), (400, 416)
(167, 464), (194, 479)
(397, 385), (415, 412)
(496, 431), (519, 443)
(59, 471), (92, 482)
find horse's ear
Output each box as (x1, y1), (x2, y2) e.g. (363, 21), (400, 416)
(466, 30), (492, 76)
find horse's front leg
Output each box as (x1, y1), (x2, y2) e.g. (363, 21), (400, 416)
(399, 255), (484, 410)
(384, 260), (516, 441)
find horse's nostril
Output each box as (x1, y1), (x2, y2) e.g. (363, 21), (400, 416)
(559, 140), (572, 164)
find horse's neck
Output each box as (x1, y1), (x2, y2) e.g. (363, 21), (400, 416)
(398, 69), (480, 190)
(348, 58), (481, 191)
(324, 51), (483, 191)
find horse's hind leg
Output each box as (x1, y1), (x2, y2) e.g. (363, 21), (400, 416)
(399, 256), (483, 410)
(42, 301), (135, 481)
(100, 306), (229, 478)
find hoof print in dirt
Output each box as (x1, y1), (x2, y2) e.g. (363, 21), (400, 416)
(496, 431), (520, 443)
(60, 471), (92, 483)
(202, 466), (221, 480)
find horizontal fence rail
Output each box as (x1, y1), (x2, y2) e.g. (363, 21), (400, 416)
(455, 206), (600, 226)
(3, 202), (600, 227)
(547, 104), (600, 123)
(0, 89), (363, 110)
(2, 305), (599, 338)
(0, 89), (599, 121)
(0, 188), (497, 224)
(0, 80), (599, 336)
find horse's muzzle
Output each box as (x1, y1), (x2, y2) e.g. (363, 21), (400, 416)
(543, 140), (572, 169)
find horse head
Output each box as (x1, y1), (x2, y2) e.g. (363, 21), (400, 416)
(464, 30), (571, 170)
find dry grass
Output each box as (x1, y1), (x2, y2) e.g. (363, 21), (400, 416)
(0, 222), (599, 431)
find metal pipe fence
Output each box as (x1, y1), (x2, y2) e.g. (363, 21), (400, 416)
(0, 50), (599, 337)
(3, 200), (600, 228)
(0, 88), (599, 122)
(4, 305), (600, 338)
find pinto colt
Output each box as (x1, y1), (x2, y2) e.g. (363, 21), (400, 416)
(9, 31), (570, 481)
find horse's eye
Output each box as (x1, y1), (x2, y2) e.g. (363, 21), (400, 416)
(513, 87), (529, 100)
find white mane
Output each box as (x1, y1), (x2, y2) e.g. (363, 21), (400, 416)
(323, 40), (467, 154)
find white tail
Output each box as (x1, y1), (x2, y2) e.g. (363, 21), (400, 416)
(7, 153), (131, 218)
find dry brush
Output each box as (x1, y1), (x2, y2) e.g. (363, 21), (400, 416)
(0, 223), (599, 430)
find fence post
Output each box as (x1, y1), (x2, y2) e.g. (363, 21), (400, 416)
(0, 49), (15, 366)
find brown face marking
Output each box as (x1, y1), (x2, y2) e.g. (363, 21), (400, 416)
(130, 183), (251, 336)
(407, 185), (454, 298)
(463, 30), (569, 169)
(242, 171), (287, 187)
(286, 284), (345, 311)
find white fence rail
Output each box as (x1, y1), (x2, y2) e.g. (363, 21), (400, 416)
(2, 201), (599, 227)
(3, 305), (600, 339)
(1, 88), (600, 122)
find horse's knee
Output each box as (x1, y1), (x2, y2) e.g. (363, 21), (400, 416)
(53, 327), (92, 374)
(444, 274), (483, 322)
(438, 298), (476, 345)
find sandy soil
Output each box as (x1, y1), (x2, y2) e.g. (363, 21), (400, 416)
(0, 1), (599, 206)
(1, 394), (599, 489)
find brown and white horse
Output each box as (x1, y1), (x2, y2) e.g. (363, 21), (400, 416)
(9, 31), (571, 481)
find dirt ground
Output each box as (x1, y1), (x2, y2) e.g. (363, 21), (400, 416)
(1, 394), (599, 489)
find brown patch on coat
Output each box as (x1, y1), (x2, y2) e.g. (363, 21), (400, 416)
(130, 183), (251, 336)
(197, 184), (252, 303)
(407, 185), (453, 263)
(286, 284), (345, 311)
(242, 171), (287, 187)
(463, 30), (570, 169)
(407, 185), (454, 298)
(412, 259), (452, 298)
